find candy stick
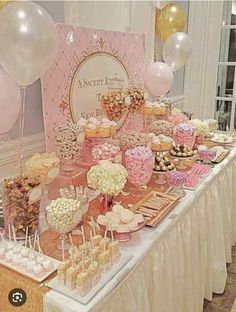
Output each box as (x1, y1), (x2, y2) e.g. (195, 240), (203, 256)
(24, 227), (28, 248)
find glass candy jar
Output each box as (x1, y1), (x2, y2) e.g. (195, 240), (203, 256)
(125, 146), (153, 187)
(173, 123), (196, 149)
(2, 176), (42, 239)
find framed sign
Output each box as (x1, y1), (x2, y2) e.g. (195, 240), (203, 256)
(41, 23), (145, 151)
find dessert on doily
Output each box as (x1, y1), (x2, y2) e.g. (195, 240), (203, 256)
(77, 117), (117, 138)
(148, 133), (173, 151)
(116, 130), (149, 151)
(91, 142), (121, 163)
(149, 120), (173, 137)
(25, 152), (60, 185)
(154, 154), (175, 172)
(170, 144), (195, 158)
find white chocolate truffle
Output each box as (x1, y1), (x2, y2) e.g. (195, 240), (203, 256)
(42, 259), (53, 272)
(5, 251), (14, 262)
(116, 224), (129, 233)
(133, 213), (144, 224)
(0, 246), (6, 259)
(96, 215), (107, 226)
(26, 260), (35, 272)
(20, 248), (29, 258)
(120, 209), (134, 223)
(34, 264), (44, 277)
(12, 254), (21, 265)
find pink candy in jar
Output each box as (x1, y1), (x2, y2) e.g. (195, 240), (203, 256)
(125, 146), (153, 187)
(198, 147), (216, 164)
(92, 143), (121, 164)
(173, 123), (196, 148)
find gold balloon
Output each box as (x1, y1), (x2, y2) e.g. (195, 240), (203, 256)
(155, 3), (185, 42)
(0, 1), (12, 11)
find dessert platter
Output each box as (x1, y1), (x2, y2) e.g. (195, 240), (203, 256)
(210, 146), (230, 163)
(0, 228), (59, 282)
(153, 154), (175, 173)
(209, 132), (235, 145)
(184, 163), (212, 190)
(170, 144), (196, 158)
(130, 191), (178, 227)
(48, 227), (132, 304)
(96, 203), (145, 242)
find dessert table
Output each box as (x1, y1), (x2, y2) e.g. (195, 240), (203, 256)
(43, 148), (236, 312)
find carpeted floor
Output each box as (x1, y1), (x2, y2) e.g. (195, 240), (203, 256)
(204, 245), (236, 312)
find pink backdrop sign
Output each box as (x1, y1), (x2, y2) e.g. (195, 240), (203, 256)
(41, 23), (145, 151)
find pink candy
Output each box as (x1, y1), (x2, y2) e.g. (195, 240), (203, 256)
(165, 170), (188, 187)
(173, 123), (196, 148)
(92, 143), (120, 163)
(125, 146), (153, 187)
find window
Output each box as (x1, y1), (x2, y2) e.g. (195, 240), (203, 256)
(215, 0), (236, 131)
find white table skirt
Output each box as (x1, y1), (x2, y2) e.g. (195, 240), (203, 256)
(44, 150), (236, 312)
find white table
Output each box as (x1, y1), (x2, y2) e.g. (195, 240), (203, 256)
(44, 149), (236, 312)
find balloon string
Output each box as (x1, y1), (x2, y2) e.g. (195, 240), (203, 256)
(18, 86), (26, 174)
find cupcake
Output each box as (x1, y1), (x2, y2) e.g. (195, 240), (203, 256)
(77, 118), (88, 128)
(84, 123), (97, 137)
(99, 123), (110, 137)
(153, 102), (166, 115)
(109, 121), (117, 136)
(143, 101), (153, 115)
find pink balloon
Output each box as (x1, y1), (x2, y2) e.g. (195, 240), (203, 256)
(144, 62), (174, 97)
(0, 67), (21, 134)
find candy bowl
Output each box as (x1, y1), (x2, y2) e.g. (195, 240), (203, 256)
(45, 198), (83, 250)
(165, 170), (188, 197)
(198, 147), (216, 165)
(110, 222), (145, 242)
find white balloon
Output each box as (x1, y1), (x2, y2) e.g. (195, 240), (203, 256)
(152, 1), (169, 9)
(163, 32), (192, 71)
(0, 1), (58, 86)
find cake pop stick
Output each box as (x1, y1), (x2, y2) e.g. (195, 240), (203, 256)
(24, 227), (28, 248)
(8, 224), (11, 242)
(33, 230), (38, 251)
(69, 233), (74, 246)
(111, 230), (114, 242)
(36, 235), (43, 254)
(11, 225), (17, 251)
(61, 239), (65, 262)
